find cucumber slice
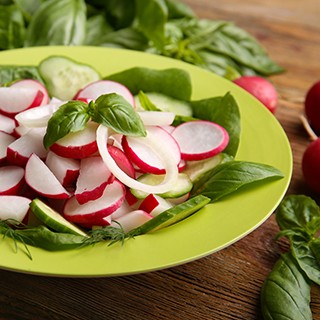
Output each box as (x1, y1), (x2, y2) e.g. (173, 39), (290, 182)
(130, 173), (193, 199)
(128, 195), (210, 236)
(29, 198), (87, 237)
(135, 92), (192, 116)
(38, 55), (100, 100)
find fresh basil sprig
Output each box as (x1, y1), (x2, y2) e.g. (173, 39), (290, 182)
(261, 195), (320, 319)
(43, 93), (146, 149)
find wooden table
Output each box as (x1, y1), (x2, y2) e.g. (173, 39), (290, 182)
(1, 1), (320, 319)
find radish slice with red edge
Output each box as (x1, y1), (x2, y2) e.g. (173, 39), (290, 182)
(171, 120), (229, 161)
(74, 80), (135, 107)
(0, 114), (16, 134)
(0, 131), (16, 163)
(0, 166), (25, 195)
(0, 195), (31, 222)
(97, 125), (179, 194)
(121, 126), (181, 175)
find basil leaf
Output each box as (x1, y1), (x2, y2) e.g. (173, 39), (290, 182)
(275, 195), (320, 237)
(135, 0), (168, 49)
(261, 252), (312, 320)
(0, 65), (43, 85)
(0, 4), (25, 49)
(165, 0), (195, 19)
(105, 67), (192, 101)
(25, 0), (86, 46)
(92, 93), (146, 137)
(191, 160), (284, 202)
(104, 0), (135, 30)
(84, 14), (113, 46)
(43, 100), (90, 149)
(191, 92), (240, 157)
(15, 0), (44, 22)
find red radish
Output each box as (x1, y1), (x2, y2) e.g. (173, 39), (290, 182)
(233, 76), (278, 113)
(0, 131), (16, 163)
(25, 153), (71, 199)
(110, 200), (132, 219)
(79, 215), (112, 228)
(45, 151), (80, 187)
(7, 127), (47, 166)
(0, 195), (31, 222)
(0, 114), (16, 134)
(304, 80), (320, 134)
(171, 120), (229, 161)
(122, 126), (181, 174)
(108, 144), (135, 179)
(11, 79), (49, 106)
(50, 122), (99, 159)
(12, 125), (29, 138)
(63, 180), (126, 224)
(125, 189), (141, 207)
(0, 166), (25, 195)
(75, 156), (114, 205)
(74, 80), (135, 107)
(137, 111), (175, 126)
(139, 194), (173, 217)
(111, 210), (153, 233)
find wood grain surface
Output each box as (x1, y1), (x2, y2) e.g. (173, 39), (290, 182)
(1, 1), (320, 319)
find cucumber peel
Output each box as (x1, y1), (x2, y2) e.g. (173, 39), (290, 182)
(38, 55), (100, 100)
(29, 198), (88, 237)
(127, 195), (210, 236)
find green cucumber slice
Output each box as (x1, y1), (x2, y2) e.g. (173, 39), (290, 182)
(38, 55), (101, 100)
(135, 92), (193, 116)
(29, 198), (87, 237)
(130, 172), (193, 199)
(128, 195), (210, 236)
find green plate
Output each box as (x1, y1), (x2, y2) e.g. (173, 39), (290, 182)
(0, 47), (292, 277)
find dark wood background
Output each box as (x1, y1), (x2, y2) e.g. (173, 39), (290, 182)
(1, 0), (320, 319)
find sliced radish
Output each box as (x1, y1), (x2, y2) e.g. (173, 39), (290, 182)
(0, 195), (31, 222)
(0, 114), (16, 134)
(0, 166), (25, 195)
(108, 144), (135, 179)
(111, 210), (153, 233)
(137, 111), (175, 126)
(97, 125), (179, 194)
(25, 153), (71, 199)
(122, 126), (181, 174)
(7, 127), (47, 166)
(75, 156), (114, 205)
(50, 122), (99, 159)
(63, 180), (126, 224)
(0, 131), (16, 163)
(11, 79), (49, 106)
(12, 125), (29, 138)
(74, 80), (135, 107)
(110, 199), (132, 220)
(80, 215), (112, 228)
(15, 100), (63, 128)
(171, 120), (229, 161)
(45, 151), (80, 187)
(139, 194), (173, 217)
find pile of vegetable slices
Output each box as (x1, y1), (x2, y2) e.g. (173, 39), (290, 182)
(0, 56), (283, 255)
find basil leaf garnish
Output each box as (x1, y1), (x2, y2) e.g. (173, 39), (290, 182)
(92, 93), (146, 137)
(43, 100), (90, 149)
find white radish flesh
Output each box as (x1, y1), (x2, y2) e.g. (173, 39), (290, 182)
(97, 125), (179, 194)
(25, 153), (71, 199)
(0, 114), (16, 134)
(45, 151), (80, 187)
(0, 195), (31, 222)
(139, 194), (173, 217)
(63, 180), (126, 224)
(111, 210), (153, 233)
(7, 127), (47, 166)
(0, 166), (25, 195)
(121, 126), (181, 174)
(74, 80), (135, 107)
(50, 122), (98, 159)
(0, 131), (16, 162)
(171, 120), (229, 160)
(75, 156), (114, 205)
(137, 111), (175, 126)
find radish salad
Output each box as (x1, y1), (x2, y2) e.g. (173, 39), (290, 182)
(0, 56), (284, 257)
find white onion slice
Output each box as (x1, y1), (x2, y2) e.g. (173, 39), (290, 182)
(96, 124), (178, 194)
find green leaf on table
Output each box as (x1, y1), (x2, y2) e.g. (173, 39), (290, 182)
(261, 252), (312, 320)
(190, 160), (284, 202)
(92, 93), (146, 137)
(191, 92), (241, 157)
(25, 0), (86, 46)
(43, 100), (90, 149)
(0, 65), (43, 85)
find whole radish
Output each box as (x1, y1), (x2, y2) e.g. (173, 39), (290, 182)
(233, 76), (278, 113)
(304, 80), (320, 134)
